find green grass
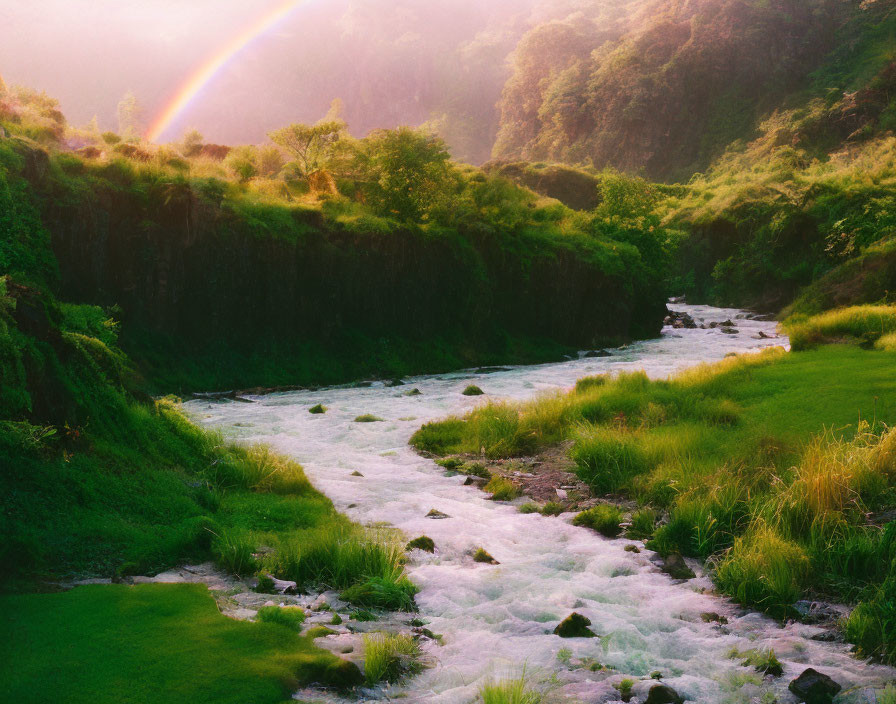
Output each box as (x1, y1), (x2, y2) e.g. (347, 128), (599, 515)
(362, 632), (424, 685)
(412, 344), (896, 660)
(786, 305), (896, 351)
(0, 584), (361, 704)
(479, 675), (542, 704)
(572, 505), (624, 538)
(255, 605), (307, 631)
(485, 476), (522, 501)
(355, 414), (385, 423)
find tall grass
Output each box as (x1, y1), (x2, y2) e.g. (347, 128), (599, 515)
(786, 305), (896, 350)
(479, 676), (542, 704)
(267, 525), (407, 591)
(363, 633), (423, 685)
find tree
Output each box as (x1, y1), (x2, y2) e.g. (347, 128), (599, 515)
(268, 120), (345, 182)
(354, 127), (456, 223)
(256, 146), (285, 178)
(224, 146), (258, 183)
(117, 91), (143, 141)
(181, 128), (204, 157)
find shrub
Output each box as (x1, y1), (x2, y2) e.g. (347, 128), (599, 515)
(363, 632), (423, 685)
(255, 605), (306, 632)
(714, 525), (810, 618)
(572, 504), (624, 537)
(485, 476), (521, 501)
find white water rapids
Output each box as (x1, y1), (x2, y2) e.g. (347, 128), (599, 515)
(185, 306), (894, 704)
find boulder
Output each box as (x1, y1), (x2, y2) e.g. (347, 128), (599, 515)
(788, 668), (841, 703)
(661, 553), (696, 580)
(553, 612), (597, 638)
(645, 683), (684, 704)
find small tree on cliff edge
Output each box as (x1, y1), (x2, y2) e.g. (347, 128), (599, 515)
(268, 120), (345, 186)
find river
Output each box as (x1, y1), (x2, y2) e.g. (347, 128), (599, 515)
(185, 305), (894, 704)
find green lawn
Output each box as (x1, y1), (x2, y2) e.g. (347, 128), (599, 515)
(0, 583), (361, 704)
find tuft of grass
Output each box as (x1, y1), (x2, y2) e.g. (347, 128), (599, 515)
(267, 526), (407, 593)
(541, 502), (565, 517)
(463, 385), (485, 396)
(485, 476), (521, 501)
(627, 508), (657, 539)
(363, 633), (423, 685)
(714, 524), (810, 618)
(572, 504), (624, 538)
(212, 530), (258, 577)
(518, 502), (540, 514)
(571, 427), (650, 494)
(354, 414), (384, 423)
(340, 576), (419, 612)
(479, 675), (542, 704)
(309, 404), (327, 414)
(406, 536), (435, 553)
(730, 647), (784, 677)
(255, 605), (306, 632)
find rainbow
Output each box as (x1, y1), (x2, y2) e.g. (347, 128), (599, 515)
(145, 0), (305, 143)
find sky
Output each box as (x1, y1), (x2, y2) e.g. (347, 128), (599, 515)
(0, 0), (552, 158)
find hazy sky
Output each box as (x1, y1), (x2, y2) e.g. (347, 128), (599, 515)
(0, 0), (547, 151)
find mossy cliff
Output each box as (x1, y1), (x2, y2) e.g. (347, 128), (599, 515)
(7, 140), (666, 392)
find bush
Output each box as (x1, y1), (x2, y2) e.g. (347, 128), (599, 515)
(255, 605), (306, 632)
(363, 632), (423, 685)
(572, 505), (624, 537)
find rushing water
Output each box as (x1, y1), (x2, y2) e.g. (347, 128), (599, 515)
(185, 306), (894, 704)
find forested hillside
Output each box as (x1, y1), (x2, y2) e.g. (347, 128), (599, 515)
(494, 0), (894, 180)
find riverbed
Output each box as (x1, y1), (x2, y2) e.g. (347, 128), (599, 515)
(185, 306), (894, 703)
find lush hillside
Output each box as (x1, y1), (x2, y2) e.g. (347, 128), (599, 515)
(494, 0), (895, 182)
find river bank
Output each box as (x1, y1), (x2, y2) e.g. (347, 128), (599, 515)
(183, 305), (896, 703)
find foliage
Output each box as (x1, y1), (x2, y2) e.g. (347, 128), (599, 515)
(572, 505), (624, 538)
(268, 120), (345, 181)
(352, 127), (457, 223)
(479, 675), (542, 704)
(484, 476), (521, 501)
